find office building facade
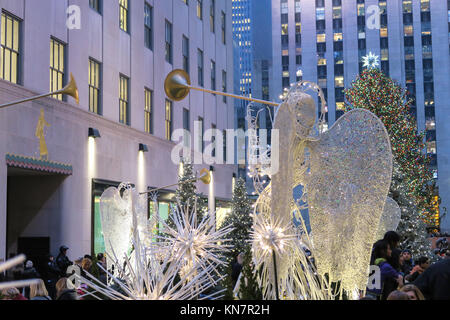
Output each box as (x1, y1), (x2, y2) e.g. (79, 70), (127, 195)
(0, 0), (235, 262)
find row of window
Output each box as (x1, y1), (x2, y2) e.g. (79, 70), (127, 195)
(0, 10), (228, 141)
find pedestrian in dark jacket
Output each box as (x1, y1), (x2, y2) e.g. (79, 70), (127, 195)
(56, 245), (73, 276)
(414, 256), (450, 300)
(231, 253), (244, 287)
(406, 256), (430, 283)
(44, 255), (60, 299)
(22, 260), (41, 299)
(401, 250), (414, 275)
(366, 240), (403, 300)
(383, 248), (404, 299)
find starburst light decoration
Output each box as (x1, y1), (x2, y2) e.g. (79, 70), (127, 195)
(157, 201), (233, 284)
(77, 185), (230, 300)
(250, 213), (330, 300)
(362, 52), (380, 69)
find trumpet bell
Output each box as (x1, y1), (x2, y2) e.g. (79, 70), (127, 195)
(164, 69), (191, 101)
(199, 168), (211, 185)
(62, 72), (79, 104)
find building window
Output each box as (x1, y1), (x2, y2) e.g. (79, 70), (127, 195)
(165, 20), (173, 64)
(197, 0), (203, 20)
(89, 0), (101, 13)
(222, 70), (227, 103)
(198, 49), (203, 86)
(89, 58), (101, 114)
(119, 75), (129, 125)
(144, 3), (153, 50)
(165, 99), (172, 140)
(223, 130), (227, 163)
(182, 36), (189, 74)
(211, 123), (217, 158)
(1, 12), (20, 84)
(50, 38), (66, 101)
(211, 60), (216, 91)
(210, 0), (215, 33)
(221, 11), (226, 44)
(198, 117), (204, 152)
(119, 0), (129, 32)
(145, 88), (153, 134)
(183, 108), (190, 147)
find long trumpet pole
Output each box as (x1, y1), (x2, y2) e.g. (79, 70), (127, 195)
(165, 69), (279, 106)
(0, 72), (79, 109)
(139, 168), (211, 196)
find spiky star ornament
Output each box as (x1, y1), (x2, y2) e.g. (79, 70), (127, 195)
(362, 52), (380, 69)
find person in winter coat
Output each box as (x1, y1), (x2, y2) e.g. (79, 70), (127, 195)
(414, 255), (450, 300)
(55, 277), (79, 300)
(22, 260), (41, 299)
(44, 255), (60, 299)
(30, 279), (52, 300)
(231, 253), (244, 287)
(366, 240), (403, 300)
(1, 287), (27, 300)
(96, 253), (107, 284)
(383, 248), (404, 299)
(56, 245), (73, 276)
(406, 256), (430, 283)
(401, 250), (414, 275)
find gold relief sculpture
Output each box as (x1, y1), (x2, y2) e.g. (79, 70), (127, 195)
(35, 109), (51, 160)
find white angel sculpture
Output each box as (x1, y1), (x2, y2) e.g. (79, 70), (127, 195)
(248, 81), (394, 297)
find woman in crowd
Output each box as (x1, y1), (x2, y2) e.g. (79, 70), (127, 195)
(387, 290), (410, 300)
(400, 284), (425, 300)
(55, 277), (78, 300)
(366, 239), (403, 300)
(1, 287), (27, 300)
(30, 279), (52, 300)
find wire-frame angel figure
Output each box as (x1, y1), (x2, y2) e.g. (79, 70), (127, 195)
(247, 80), (394, 299)
(76, 183), (231, 300)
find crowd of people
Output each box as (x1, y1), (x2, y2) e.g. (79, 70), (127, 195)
(0, 246), (107, 301)
(364, 231), (450, 300)
(2, 232), (450, 301)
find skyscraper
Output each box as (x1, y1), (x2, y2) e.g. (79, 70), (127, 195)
(271, 0), (450, 231)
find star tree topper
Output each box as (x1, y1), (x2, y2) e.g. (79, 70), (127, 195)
(362, 52), (380, 69)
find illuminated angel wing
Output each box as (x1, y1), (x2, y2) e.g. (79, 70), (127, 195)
(305, 109), (393, 292)
(376, 197), (401, 240)
(99, 186), (133, 268)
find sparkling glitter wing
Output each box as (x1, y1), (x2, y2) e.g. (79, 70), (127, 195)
(376, 197), (401, 241)
(305, 108), (393, 292)
(99, 185), (133, 268)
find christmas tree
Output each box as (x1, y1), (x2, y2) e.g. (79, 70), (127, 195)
(220, 178), (256, 298)
(237, 250), (263, 300)
(344, 67), (438, 257)
(170, 158), (207, 227)
(221, 178), (254, 264)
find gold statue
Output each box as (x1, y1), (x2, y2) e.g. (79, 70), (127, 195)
(35, 109), (50, 160)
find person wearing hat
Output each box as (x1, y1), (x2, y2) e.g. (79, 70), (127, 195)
(56, 245), (73, 276)
(401, 249), (414, 275)
(22, 260), (41, 299)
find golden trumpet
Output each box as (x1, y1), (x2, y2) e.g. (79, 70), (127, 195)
(164, 69), (279, 106)
(0, 72), (79, 109)
(140, 168), (212, 196)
